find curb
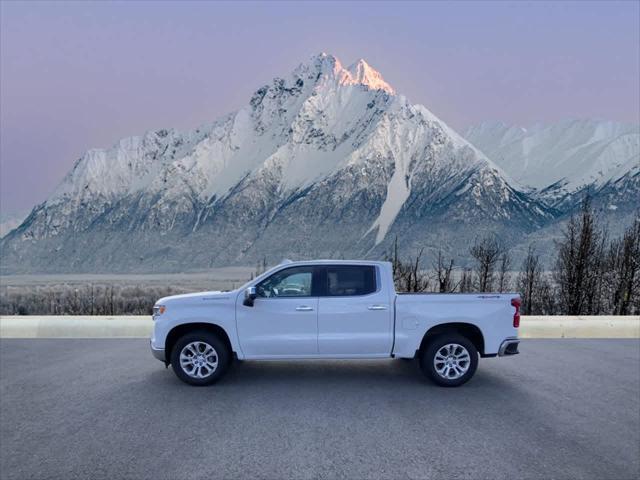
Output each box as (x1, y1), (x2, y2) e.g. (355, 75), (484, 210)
(0, 315), (638, 339)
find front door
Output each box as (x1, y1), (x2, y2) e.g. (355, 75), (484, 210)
(236, 265), (320, 357)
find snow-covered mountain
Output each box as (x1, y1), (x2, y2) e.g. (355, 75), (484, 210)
(464, 120), (639, 209)
(1, 53), (555, 273)
(0, 212), (27, 239)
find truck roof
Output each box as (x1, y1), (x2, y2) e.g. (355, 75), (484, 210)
(277, 259), (391, 267)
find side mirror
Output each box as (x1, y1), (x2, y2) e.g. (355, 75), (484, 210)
(243, 286), (257, 307)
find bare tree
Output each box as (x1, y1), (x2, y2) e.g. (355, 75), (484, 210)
(470, 234), (503, 292)
(497, 251), (511, 292)
(606, 216), (640, 315)
(458, 268), (474, 293)
(385, 237), (430, 292)
(387, 236), (401, 281)
(433, 250), (456, 292)
(517, 245), (543, 315)
(537, 276), (556, 315)
(554, 197), (605, 315)
(398, 248), (430, 293)
(108, 285), (115, 315)
(88, 284), (95, 316)
(251, 256), (269, 279)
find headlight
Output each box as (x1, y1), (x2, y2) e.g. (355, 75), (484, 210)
(152, 304), (166, 319)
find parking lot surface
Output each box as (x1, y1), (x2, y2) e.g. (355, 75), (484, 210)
(1, 339), (639, 480)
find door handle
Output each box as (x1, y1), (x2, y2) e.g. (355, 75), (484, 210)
(295, 305), (314, 311)
(368, 305), (388, 310)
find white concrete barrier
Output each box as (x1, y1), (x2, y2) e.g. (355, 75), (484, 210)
(518, 316), (640, 339)
(0, 315), (638, 339)
(0, 316), (152, 338)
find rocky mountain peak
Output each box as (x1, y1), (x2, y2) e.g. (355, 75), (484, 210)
(346, 58), (395, 94)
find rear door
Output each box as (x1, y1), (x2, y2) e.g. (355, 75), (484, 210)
(317, 265), (393, 356)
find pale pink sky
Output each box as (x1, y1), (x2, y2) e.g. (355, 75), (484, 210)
(1, 1), (639, 213)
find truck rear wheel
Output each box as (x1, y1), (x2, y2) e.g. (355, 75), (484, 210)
(420, 334), (478, 387)
(170, 331), (230, 386)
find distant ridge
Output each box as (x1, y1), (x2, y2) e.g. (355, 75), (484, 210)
(464, 119), (639, 209)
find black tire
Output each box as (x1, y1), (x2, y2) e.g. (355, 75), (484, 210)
(420, 334), (478, 387)
(170, 330), (230, 386)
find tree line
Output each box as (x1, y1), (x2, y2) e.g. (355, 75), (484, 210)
(0, 284), (190, 316)
(1, 198), (638, 316)
(387, 199), (639, 315)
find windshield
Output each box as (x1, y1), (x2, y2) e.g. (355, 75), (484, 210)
(238, 263), (291, 292)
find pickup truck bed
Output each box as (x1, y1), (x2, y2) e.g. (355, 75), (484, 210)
(393, 293), (519, 359)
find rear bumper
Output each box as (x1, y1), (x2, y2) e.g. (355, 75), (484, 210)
(498, 338), (520, 356)
(150, 340), (166, 362)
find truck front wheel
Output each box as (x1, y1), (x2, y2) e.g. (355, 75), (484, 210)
(420, 334), (478, 387)
(170, 331), (230, 386)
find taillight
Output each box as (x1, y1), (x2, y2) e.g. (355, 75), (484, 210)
(511, 297), (521, 328)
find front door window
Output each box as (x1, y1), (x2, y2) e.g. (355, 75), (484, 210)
(256, 267), (313, 298)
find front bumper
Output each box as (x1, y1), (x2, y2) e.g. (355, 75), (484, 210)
(150, 340), (166, 362)
(498, 338), (520, 356)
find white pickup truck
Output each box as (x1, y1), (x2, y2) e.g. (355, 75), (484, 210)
(151, 260), (520, 387)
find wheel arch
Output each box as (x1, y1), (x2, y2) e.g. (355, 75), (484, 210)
(165, 322), (234, 366)
(417, 322), (485, 357)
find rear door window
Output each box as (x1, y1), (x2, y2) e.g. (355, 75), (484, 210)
(325, 266), (376, 296)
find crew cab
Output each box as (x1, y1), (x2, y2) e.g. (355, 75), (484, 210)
(150, 260), (520, 387)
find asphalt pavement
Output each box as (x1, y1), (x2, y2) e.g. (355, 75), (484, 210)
(1, 339), (639, 480)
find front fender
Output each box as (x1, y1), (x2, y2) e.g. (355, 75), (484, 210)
(151, 299), (241, 358)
